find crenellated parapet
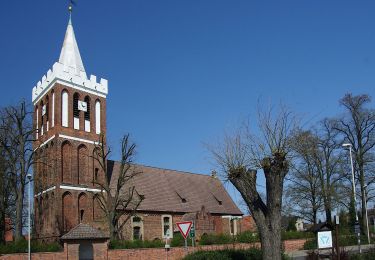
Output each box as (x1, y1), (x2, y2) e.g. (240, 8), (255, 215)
(32, 62), (108, 104)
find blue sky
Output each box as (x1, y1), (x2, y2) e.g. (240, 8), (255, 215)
(1, 1), (375, 212)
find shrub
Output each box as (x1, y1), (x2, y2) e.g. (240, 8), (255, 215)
(0, 239), (62, 254)
(199, 233), (233, 245)
(350, 248), (375, 260)
(236, 231), (259, 243)
(109, 239), (164, 249)
(281, 231), (314, 240)
(183, 248), (289, 260)
(183, 248), (263, 260)
(303, 238), (317, 250)
(170, 232), (193, 247)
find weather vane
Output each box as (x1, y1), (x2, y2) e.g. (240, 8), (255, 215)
(68, 0), (76, 13)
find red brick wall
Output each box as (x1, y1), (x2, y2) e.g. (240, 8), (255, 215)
(33, 82), (108, 242)
(240, 215), (257, 232)
(0, 239), (306, 260)
(0, 252), (65, 260)
(107, 239), (306, 260)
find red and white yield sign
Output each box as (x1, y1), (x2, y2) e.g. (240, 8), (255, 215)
(176, 221), (193, 239)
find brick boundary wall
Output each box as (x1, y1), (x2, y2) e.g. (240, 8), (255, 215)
(0, 239), (306, 260)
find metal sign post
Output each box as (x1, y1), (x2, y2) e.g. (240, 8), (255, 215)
(190, 222), (195, 249)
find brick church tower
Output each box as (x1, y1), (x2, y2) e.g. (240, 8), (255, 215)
(32, 14), (108, 241)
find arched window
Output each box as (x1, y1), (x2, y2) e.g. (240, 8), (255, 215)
(50, 192), (55, 230)
(78, 193), (89, 223)
(132, 216), (143, 240)
(62, 192), (74, 232)
(92, 148), (101, 185)
(40, 101), (44, 135)
(95, 100), (101, 134)
(62, 90), (69, 127)
(35, 106), (39, 139)
(51, 90), (55, 127)
(73, 93), (80, 130)
(61, 141), (72, 183)
(45, 95), (49, 131)
(84, 96), (90, 132)
(39, 197), (44, 230)
(77, 145), (88, 184)
(92, 195), (102, 221)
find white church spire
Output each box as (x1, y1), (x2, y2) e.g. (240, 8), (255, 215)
(58, 13), (86, 75)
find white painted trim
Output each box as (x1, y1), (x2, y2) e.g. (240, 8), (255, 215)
(59, 134), (98, 145)
(34, 186), (56, 197)
(33, 77), (107, 105)
(221, 215), (243, 219)
(95, 101), (101, 134)
(34, 135), (56, 151)
(161, 215), (173, 239)
(60, 184), (102, 193)
(62, 91), (69, 127)
(85, 120), (90, 132)
(74, 117), (80, 130)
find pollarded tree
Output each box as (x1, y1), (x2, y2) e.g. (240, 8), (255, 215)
(209, 106), (297, 260)
(92, 133), (144, 240)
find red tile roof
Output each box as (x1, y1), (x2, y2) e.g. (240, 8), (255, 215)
(108, 161), (242, 216)
(61, 223), (109, 240)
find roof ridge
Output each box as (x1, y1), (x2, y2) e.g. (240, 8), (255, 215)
(108, 159), (216, 178)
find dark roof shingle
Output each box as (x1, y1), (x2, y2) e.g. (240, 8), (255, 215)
(108, 161), (242, 215)
(61, 223), (108, 240)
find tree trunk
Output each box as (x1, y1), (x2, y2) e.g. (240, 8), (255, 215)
(261, 229), (283, 260)
(229, 153), (287, 260)
(359, 166), (368, 237)
(14, 187), (24, 240)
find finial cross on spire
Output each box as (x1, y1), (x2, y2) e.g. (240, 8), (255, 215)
(68, 0), (77, 13)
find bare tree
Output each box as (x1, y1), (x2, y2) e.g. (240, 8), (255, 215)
(314, 119), (345, 224)
(92, 133), (144, 240)
(0, 141), (14, 244)
(333, 93), (375, 236)
(209, 106), (297, 260)
(286, 129), (322, 224)
(286, 120), (346, 225)
(0, 101), (36, 240)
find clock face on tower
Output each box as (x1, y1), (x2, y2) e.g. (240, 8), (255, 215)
(78, 101), (87, 112)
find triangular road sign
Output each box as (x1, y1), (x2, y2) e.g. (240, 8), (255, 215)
(176, 221), (193, 239)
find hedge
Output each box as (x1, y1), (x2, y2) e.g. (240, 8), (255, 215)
(0, 239), (62, 254)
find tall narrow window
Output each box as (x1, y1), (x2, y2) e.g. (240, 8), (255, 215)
(35, 107), (39, 139)
(77, 145), (88, 184)
(73, 93), (80, 130)
(45, 95), (49, 131)
(40, 101), (44, 135)
(62, 141), (72, 183)
(132, 216), (143, 240)
(230, 218), (237, 235)
(62, 91), (68, 127)
(84, 96), (90, 132)
(51, 91), (55, 127)
(95, 100), (101, 134)
(162, 215), (173, 238)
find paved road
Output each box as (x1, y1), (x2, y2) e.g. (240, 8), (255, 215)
(286, 244), (375, 259)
